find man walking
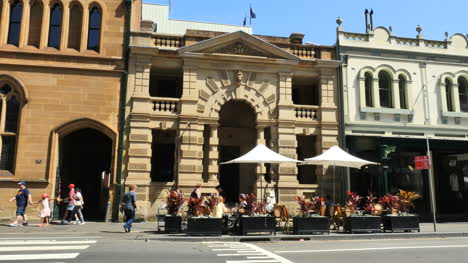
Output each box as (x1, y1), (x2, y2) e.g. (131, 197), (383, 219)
(9, 181), (33, 226)
(61, 184), (76, 224)
(121, 184), (137, 232)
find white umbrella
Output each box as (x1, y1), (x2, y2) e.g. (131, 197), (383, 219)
(302, 145), (378, 201)
(221, 144), (301, 199)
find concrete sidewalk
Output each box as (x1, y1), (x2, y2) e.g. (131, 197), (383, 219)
(1, 221), (468, 241)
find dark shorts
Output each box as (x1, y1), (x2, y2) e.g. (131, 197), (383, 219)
(124, 208), (135, 220)
(16, 205), (27, 216)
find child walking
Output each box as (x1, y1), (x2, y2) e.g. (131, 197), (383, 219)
(36, 193), (50, 227)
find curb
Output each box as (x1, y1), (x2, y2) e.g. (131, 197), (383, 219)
(136, 232), (468, 242)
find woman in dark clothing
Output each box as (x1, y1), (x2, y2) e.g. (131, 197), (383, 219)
(121, 184), (137, 232)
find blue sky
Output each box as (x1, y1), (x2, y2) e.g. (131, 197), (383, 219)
(144, 0), (467, 46)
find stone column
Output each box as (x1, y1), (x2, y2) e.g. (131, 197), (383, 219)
(0, 0), (9, 45)
(392, 79), (400, 109)
(206, 123), (219, 185)
(255, 126), (266, 199)
(79, 5), (89, 52)
(39, 0), (50, 49)
(372, 77), (381, 108)
(316, 70), (340, 202)
(453, 83), (461, 112)
(59, 0), (70, 51)
(177, 121), (204, 193)
(18, 0), (30, 47)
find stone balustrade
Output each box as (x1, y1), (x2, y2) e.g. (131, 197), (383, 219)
(290, 46), (315, 59)
(425, 40), (447, 49)
(150, 97), (179, 114)
(153, 35), (184, 48)
(294, 105), (319, 120)
(343, 32), (369, 41)
(395, 37), (418, 46)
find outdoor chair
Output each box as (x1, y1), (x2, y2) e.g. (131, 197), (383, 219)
(330, 204), (344, 231)
(280, 205), (293, 233)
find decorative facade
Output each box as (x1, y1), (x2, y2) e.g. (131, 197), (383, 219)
(125, 11), (340, 218)
(0, 0), (137, 221)
(337, 18), (468, 219)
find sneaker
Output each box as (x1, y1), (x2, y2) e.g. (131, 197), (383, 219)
(123, 225), (128, 232)
(8, 223), (18, 227)
(22, 222), (28, 226)
(80, 222), (85, 225)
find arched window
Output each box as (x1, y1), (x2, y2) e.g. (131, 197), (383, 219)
(458, 77), (468, 112)
(364, 72), (373, 107)
(87, 6), (101, 51)
(0, 84), (23, 173)
(398, 75), (408, 109)
(445, 78), (454, 112)
(28, 1), (43, 48)
(7, 0), (23, 46)
(378, 71), (393, 108)
(67, 3), (82, 50)
(48, 3), (63, 48)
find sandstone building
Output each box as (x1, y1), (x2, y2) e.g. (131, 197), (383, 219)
(0, 0), (136, 221)
(125, 4), (340, 218)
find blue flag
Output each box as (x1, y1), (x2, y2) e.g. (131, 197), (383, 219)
(243, 15), (246, 26)
(250, 6), (256, 19)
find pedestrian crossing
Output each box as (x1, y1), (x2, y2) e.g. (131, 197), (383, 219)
(204, 242), (294, 263)
(0, 238), (97, 261)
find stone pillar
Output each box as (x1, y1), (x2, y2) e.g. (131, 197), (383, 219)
(39, 0), (50, 49)
(392, 79), (400, 109)
(59, 0), (70, 51)
(316, 70), (340, 202)
(177, 121), (204, 193)
(207, 123), (219, 186)
(453, 83), (461, 112)
(0, 0), (9, 45)
(255, 126), (266, 199)
(80, 5), (89, 52)
(180, 66), (198, 116)
(372, 77), (381, 108)
(18, 0), (30, 47)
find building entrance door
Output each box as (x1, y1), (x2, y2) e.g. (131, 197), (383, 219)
(218, 100), (257, 204)
(58, 128), (113, 221)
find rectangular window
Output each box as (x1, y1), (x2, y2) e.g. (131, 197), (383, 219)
(292, 77), (319, 105)
(149, 72), (183, 98)
(151, 130), (176, 182)
(296, 135), (317, 184)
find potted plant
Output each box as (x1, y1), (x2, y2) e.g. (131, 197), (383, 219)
(293, 196), (329, 234)
(382, 190), (420, 232)
(344, 192), (381, 233)
(186, 196), (223, 236)
(239, 193), (276, 235)
(164, 190), (185, 233)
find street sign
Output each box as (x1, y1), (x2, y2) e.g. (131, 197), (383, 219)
(415, 155), (430, 170)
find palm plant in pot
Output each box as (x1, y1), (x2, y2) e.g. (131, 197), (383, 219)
(382, 190), (421, 232)
(343, 191), (381, 233)
(186, 196), (223, 236)
(164, 190), (185, 233)
(239, 193), (275, 235)
(293, 196), (329, 234)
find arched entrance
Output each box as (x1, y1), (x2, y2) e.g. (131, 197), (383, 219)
(218, 100), (257, 203)
(55, 120), (115, 221)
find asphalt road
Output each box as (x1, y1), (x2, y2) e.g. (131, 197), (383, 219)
(1, 233), (468, 263)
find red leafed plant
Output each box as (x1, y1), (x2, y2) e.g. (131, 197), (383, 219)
(187, 197), (205, 217)
(364, 192), (378, 214)
(378, 193), (400, 211)
(239, 193), (266, 216)
(296, 196), (325, 215)
(346, 191), (362, 211)
(166, 190), (185, 216)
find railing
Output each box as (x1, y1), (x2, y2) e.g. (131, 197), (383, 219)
(395, 37), (418, 46)
(343, 32), (369, 41)
(290, 46), (315, 59)
(294, 105), (319, 120)
(424, 40), (447, 49)
(153, 35), (184, 48)
(150, 97), (180, 114)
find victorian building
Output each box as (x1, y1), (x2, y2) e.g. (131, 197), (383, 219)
(125, 4), (340, 218)
(337, 17), (468, 220)
(0, 0), (139, 221)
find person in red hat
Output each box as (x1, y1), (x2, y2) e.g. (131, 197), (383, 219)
(61, 184), (76, 224)
(35, 193), (51, 226)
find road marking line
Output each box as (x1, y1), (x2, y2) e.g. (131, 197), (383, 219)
(0, 240), (97, 245)
(0, 236), (101, 240)
(226, 260), (279, 263)
(246, 256), (272, 259)
(0, 253), (79, 261)
(243, 243), (293, 263)
(217, 254), (264, 256)
(0, 245), (90, 252)
(274, 244), (468, 253)
(213, 248), (256, 251)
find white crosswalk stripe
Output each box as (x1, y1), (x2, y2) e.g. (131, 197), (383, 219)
(0, 238), (97, 261)
(204, 242), (294, 263)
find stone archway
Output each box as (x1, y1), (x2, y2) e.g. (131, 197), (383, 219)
(218, 100), (257, 202)
(52, 118), (116, 221)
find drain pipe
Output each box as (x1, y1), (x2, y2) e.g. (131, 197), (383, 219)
(114, 0), (132, 221)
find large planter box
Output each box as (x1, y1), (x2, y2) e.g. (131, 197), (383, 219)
(344, 216), (381, 233)
(240, 216), (276, 235)
(383, 215), (420, 232)
(187, 217), (223, 236)
(165, 215), (182, 233)
(293, 216), (330, 235)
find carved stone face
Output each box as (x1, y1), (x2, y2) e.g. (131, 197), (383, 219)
(235, 70), (243, 82)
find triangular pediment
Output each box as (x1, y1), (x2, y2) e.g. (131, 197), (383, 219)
(178, 31), (299, 61)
